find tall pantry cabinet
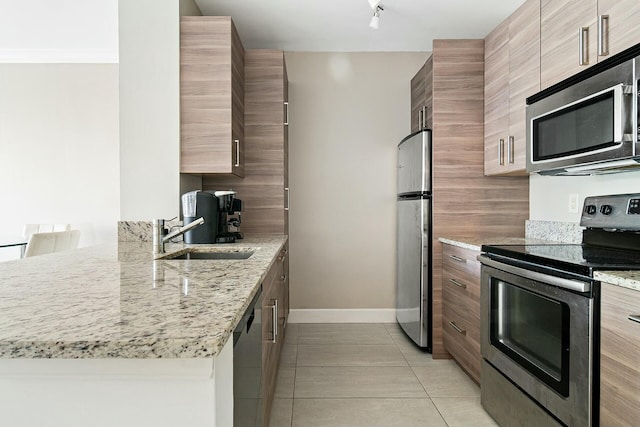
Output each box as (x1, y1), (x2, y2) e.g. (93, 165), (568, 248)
(409, 41), (529, 360)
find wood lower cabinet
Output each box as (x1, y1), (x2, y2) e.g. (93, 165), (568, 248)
(484, 0), (539, 176)
(441, 243), (481, 383)
(180, 16), (245, 176)
(600, 282), (640, 426)
(410, 57), (433, 133)
(261, 243), (289, 424)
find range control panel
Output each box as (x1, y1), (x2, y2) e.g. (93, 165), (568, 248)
(581, 193), (640, 229)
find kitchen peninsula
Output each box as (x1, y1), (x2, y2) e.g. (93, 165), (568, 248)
(0, 236), (287, 427)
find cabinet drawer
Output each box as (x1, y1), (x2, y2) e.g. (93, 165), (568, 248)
(442, 244), (481, 279)
(600, 282), (640, 426)
(443, 304), (480, 383)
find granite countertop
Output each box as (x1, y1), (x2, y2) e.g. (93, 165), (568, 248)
(0, 235), (287, 359)
(438, 236), (551, 252)
(594, 271), (640, 292)
(440, 236), (640, 292)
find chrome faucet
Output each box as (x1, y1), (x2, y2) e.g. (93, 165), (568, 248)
(153, 217), (205, 256)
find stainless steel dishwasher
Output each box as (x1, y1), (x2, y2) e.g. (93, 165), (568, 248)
(233, 286), (263, 427)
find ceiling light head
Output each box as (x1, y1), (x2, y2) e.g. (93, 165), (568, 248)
(369, 5), (383, 29)
(368, 0), (381, 9)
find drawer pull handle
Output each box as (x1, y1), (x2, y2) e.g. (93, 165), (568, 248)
(629, 315), (640, 324)
(280, 275), (287, 282)
(448, 255), (467, 263)
(449, 321), (466, 335)
(449, 278), (467, 289)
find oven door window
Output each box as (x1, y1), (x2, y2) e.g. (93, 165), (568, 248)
(490, 279), (570, 397)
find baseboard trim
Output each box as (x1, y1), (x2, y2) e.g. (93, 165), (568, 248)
(288, 309), (396, 323)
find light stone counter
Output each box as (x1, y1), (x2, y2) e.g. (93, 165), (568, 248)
(0, 235), (287, 359)
(594, 271), (640, 292)
(440, 237), (640, 293)
(438, 236), (551, 252)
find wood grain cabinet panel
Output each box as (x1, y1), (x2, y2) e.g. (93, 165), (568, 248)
(541, 0), (597, 89)
(484, 0), (539, 176)
(441, 243), (481, 383)
(180, 16), (245, 176)
(541, 0), (640, 90)
(410, 58), (433, 133)
(597, 0), (640, 59)
(202, 50), (289, 235)
(600, 282), (640, 426)
(429, 39), (528, 359)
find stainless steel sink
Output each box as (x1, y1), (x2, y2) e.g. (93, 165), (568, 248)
(163, 250), (255, 260)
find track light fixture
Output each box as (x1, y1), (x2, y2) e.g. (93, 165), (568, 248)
(368, 0), (384, 30)
(369, 7), (382, 29)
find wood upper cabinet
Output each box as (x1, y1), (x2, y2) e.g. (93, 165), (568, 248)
(441, 243), (482, 383)
(484, 0), (540, 176)
(410, 57), (433, 133)
(597, 0), (640, 59)
(180, 16), (245, 176)
(600, 282), (640, 426)
(541, 0), (640, 89)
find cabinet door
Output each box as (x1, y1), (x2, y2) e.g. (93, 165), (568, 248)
(284, 62), (290, 234)
(540, 0), (597, 89)
(484, 19), (509, 176)
(410, 63), (427, 133)
(597, 0), (640, 60)
(231, 21), (245, 177)
(180, 17), (245, 176)
(261, 263), (281, 424)
(507, 0), (539, 174)
(600, 283), (640, 426)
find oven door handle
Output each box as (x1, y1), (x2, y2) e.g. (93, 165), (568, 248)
(478, 255), (591, 293)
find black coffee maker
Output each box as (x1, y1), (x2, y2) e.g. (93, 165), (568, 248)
(182, 190), (243, 244)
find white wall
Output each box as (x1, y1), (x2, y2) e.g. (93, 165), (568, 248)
(118, 0), (182, 221)
(285, 52), (429, 310)
(530, 171), (640, 222)
(0, 1), (120, 262)
(118, 0), (201, 221)
(0, 64), (120, 258)
(0, 0), (118, 63)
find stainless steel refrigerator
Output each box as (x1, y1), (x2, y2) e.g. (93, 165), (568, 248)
(396, 129), (431, 350)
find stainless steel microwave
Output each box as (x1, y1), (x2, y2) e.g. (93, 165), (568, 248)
(526, 46), (640, 175)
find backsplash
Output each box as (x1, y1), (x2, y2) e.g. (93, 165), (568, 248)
(118, 220), (182, 242)
(525, 220), (584, 244)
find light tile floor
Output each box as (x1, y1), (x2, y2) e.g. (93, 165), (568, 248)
(269, 323), (499, 427)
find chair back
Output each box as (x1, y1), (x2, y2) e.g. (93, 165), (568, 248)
(22, 224), (71, 240)
(24, 230), (81, 258)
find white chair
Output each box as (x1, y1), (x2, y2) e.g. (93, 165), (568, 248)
(23, 230), (81, 258)
(22, 224), (70, 240)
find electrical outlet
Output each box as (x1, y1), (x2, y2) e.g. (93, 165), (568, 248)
(569, 193), (580, 213)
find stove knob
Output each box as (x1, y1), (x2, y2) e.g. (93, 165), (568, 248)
(585, 205), (597, 215)
(600, 204), (613, 215)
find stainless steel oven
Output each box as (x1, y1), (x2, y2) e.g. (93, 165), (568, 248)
(479, 193), (640, 427)
(479, 255), (595, 427)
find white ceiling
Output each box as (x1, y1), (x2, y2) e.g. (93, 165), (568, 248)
(195, 0), (526, 52)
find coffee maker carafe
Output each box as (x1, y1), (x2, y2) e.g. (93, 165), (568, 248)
(181, 190), (243, 244)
